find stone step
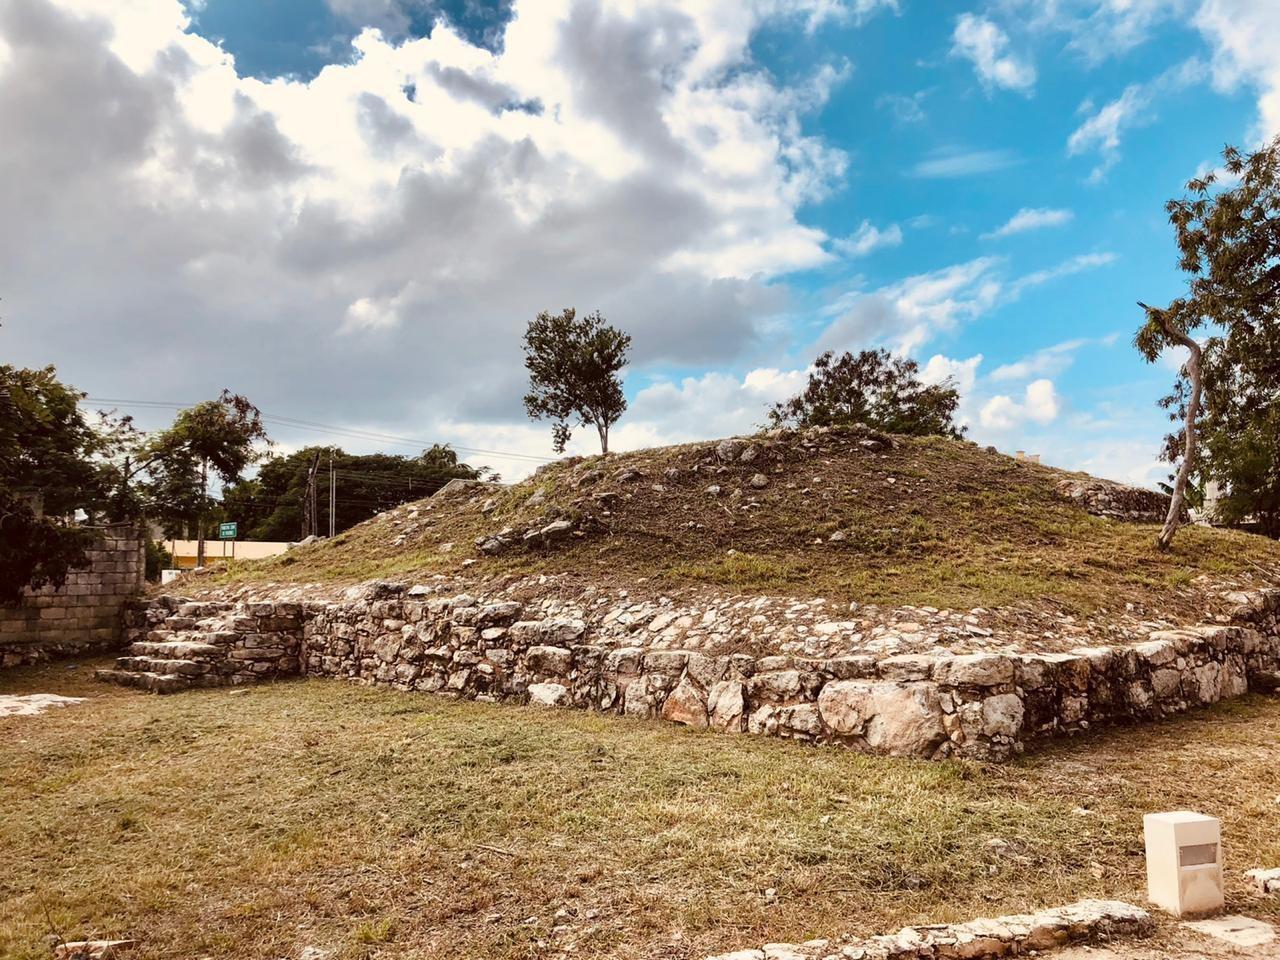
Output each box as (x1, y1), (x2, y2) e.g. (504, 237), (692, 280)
(95, 669), (195, 694)
(130, 640), (223, 660)
(145, 627), (238, 646)
(162, 616), (198, 630)
(176, 601), (233, 618)
(115, 656), (212, 677)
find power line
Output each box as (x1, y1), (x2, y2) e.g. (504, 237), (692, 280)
(82, 396), (554, 464)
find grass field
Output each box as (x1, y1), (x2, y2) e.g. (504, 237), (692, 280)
(3, 660), (1279, 960)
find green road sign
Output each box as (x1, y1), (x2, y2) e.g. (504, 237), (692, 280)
(218, 522), (238, 540)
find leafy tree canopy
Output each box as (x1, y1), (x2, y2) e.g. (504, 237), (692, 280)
(140, 391), (268, 561)
(523, 308), (630, 454)
(768, 349), (965, 439)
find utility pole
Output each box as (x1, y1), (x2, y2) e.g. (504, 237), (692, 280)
(302, 450), (321, 539)
(328, 447), (336, 539)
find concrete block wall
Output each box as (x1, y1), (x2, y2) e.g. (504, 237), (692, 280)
(0, 525), (146, 667)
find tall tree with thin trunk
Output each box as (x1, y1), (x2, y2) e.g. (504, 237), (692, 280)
(523, 308), (630, 455)
(1136, 136), (1280, 547)
(1136, 302), (1202, 550)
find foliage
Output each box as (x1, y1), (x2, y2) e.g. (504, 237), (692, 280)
(141, 391), (269, 543)
(0, 365), (111, 516)
(144, 539), (173, 582)
(220, 444), (482, 541)
(523, 308), (631, 454)
(1137, 136), (1280, 538)
(0, 492), (96, 604)
(0, 365), (109, 603)
(768, 349), (965, 438)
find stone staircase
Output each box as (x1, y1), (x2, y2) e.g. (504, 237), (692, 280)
(96, 601), (241, 693)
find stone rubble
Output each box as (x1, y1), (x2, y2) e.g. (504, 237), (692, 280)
(705, 899), (1153, 960)
(1055, 478), (1179, 524)
(1247, 868), (1280, 896)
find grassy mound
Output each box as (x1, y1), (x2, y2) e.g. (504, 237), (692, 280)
(206, 427), (1280, 617)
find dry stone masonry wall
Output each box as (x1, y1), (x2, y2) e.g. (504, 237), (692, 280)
(112, 580), (1280, 762)
(0, 525), (145, 667)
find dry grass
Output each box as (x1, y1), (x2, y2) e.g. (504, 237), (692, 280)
(201, 432), (1280, 619)
(2, 660), (1278, 960)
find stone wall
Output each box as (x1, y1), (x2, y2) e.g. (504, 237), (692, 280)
(292, 582), (1280, 761)
(113, 581), (1280, 760)
(0, 525), (146, 667)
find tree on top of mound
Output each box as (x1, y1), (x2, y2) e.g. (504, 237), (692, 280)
(767, 349), (965, 438)
(523, 308), (631, 455)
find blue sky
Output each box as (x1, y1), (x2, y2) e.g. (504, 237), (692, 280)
(1, 0), (1276, 482)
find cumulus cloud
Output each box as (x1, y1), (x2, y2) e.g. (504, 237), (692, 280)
(979, 379), (1060, 430)
(920, 353), (982, 393)
(951, 13), (1036, 93)
(832, 220), (903, 257)
(981, 207), (1073, 239)
(0, 0), (867, 469)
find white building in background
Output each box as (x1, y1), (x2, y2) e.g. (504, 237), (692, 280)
(163, 539), (290, 569)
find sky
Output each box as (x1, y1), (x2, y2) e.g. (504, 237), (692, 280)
(1, 0), (1278, 483)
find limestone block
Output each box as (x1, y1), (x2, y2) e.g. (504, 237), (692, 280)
(708, 680), (747, 732)
(934, 654), (1014, 687)
(817, 680), (946, 757)
(661, 676), (708, 728)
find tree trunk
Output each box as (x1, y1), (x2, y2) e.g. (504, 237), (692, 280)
(196, 458), (208, 567)
(1157, 324), (1203, 551)
(597, 420), (609, 456)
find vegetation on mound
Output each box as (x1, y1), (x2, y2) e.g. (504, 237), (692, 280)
(1, 661), (1277, 960)
(204, 427), (1280, 617)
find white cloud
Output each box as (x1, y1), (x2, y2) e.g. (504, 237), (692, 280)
(341, 295), (401, 334)
(876, 89), (927, 125)
(1067, 57), (1207, 182)
(1006, 252), (1118, 299)
(909, 147), (1021, 178)
(818, 251), (1117, 355)
(921, 353), (983, 393)
(0, 0), (870, 459)
(832, 220), (903, 257)
(1194, 0), (1280, 140)
(1005, 0), (1188, 64)
(991, 338), (1084, 381)
(981, 206), (1073, 239)
(951, 13), (1036, 93)
(979, 378), (1060, 430)
(820, 257), (1004, 354)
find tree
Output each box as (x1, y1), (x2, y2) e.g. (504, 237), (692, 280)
(143, 391), (268, 566)
(768, 349), (965, 438)
(523, 308), (630, 454)
(219, 444), (482, 542)
(0, 365), (110, 603)
(1136, 136), (1280, 546)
